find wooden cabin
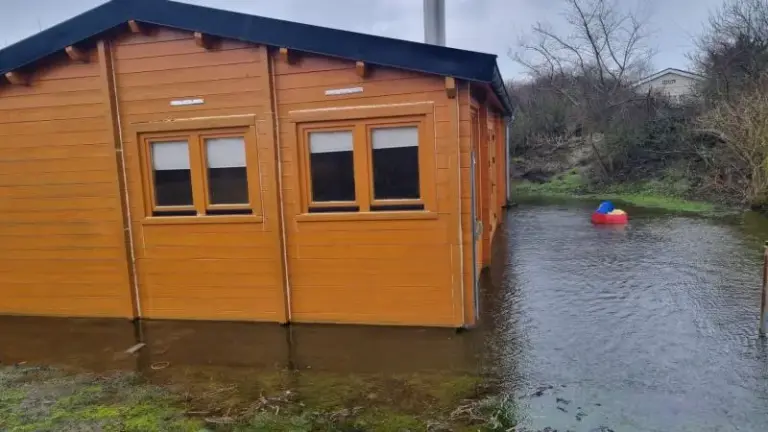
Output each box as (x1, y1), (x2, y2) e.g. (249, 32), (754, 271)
(0, 0), (512, 328)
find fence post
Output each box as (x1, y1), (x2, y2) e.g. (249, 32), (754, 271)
(761, 241), (768, 337)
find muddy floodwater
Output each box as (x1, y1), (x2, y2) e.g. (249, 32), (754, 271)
(2, 200), (768, 431)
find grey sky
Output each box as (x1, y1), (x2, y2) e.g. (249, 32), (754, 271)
(1, 0), (726, 80)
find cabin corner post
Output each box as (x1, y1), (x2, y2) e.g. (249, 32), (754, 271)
(97, 39), (141, 320)
(449, 79), (466, 328)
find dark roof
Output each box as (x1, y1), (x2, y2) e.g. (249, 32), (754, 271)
(0, 0), (513, 115)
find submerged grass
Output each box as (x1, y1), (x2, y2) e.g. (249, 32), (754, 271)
(0, 366), (515, 432)
(0, 367), (200, 432)
(513, 171), (716, 214)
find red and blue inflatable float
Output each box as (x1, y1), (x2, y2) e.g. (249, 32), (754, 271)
(591, 200), (628, 224)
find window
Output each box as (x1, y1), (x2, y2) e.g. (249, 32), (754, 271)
(308, 130), (356, 204)
(299, 115), (433, 214)
(141, 127), (260, 217)
(151, 140), (194, 210)
(371, 126), (419, 200)
(205, 137), (249, 207)
(662, 79), (677, 85)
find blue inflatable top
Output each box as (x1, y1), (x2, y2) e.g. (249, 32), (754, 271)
(595, 200), (615, 214)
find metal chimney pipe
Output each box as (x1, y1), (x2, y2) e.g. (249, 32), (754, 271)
(424, 0), (446, 46)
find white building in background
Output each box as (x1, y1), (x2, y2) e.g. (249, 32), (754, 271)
(632, 68), (704, 103)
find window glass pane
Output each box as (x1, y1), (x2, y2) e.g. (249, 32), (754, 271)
(371, 126), (420, 200)
(308, 130), (355, 202)
(151, 141), (193, 207)
(205, 137), (249, 205)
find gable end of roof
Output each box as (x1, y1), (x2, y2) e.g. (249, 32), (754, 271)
(0, 0), (513, 114)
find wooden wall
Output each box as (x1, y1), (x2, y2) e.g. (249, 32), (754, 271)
(459, 85), (508, 325)
(113, 28), (286, 321)
(0, 25), (508, 327)
(0, 50), (134, 318)
(274, 53), (465, 326)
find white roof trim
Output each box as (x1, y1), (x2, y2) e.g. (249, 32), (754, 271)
(632, 68), (704, 88)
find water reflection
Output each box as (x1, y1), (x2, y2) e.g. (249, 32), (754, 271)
(0, 315), (489, 417)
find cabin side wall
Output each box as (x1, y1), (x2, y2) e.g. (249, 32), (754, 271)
(273, 53), (465, 326)
(460, 86), (508, 325)
(113, 28), (286, 321)
(0, 50), (134, 318)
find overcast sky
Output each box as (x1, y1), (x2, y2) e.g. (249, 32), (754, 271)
(0, 0), (726, 79)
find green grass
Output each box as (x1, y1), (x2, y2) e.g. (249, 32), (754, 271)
(0, 366), (514, 432)
(513, 171), (716, 214)
(0, 367), (201, 432)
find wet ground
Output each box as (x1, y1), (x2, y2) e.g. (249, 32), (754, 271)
(2, 200), (768, 431)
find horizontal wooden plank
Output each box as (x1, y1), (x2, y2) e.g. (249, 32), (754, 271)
(0, 271), (126, 285)
(0, 76), (102, 98)
(116, 77), (264, 102)
(273, 53), (352, 75)
(0, 131), (109, 149)
(117, 27), (192, 45)
(285, 257), (448, 274)
(0, 117), (106, 137)
(0, 296), (130, 318)
(291, 218), (446, 233)
(120, 91), (266, 116)
(141, 245), (275, 259)
(116, 62), (264, 88)
(0, 182), (117, 199)
(290, 287), (453, 319)
(137, 258), (278, 275)
(0, 89), (103, 112)
(287, 228), (448, 246)
(0, 233), (123, 249)
(138, 282), (282, 298)
(115, 37), (255, 60)
(0, 208), (122, 223)
(290, 244), (451, 260)
(121, 106), (267, 125)
(0, 196), (120, 212)
(275, 66), (433, 91)
(289, 264), (451, 287)
(0, 155), (114, 174)
(139, 297), (280, 321)
(0, 144), (112, 161)
(0, 170), (117, 187)
(0, 259), (124, 273)
(278, 92), (447, 118)
(278, 77), (445, 106)
(0, 248), (124, 260)
(0, 104), (106, 125)
(142, 231), (273, 248)
(32, 59), (101, 81)
(116, 49), (261, 74)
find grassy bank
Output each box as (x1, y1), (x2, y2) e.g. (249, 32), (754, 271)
(0, 366), (516, 432)
(513, 171), (716, 214)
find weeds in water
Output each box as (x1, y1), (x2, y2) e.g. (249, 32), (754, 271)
(451, 394), (517, 431)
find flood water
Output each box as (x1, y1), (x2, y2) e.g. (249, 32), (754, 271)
(2, 201), (768, 431)
(483, 201), (768, 431)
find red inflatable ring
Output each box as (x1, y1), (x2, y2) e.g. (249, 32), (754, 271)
(591, 212), (628, 224)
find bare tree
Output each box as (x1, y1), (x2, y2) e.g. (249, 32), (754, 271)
(513, 0), (654, 177)
(695, 0), (768, 102)
(517, 0), (652, 86)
